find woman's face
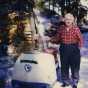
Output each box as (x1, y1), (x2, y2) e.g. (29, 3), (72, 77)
(64, 14), (74, 27)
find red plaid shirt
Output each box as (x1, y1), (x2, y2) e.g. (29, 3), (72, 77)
(51, 25), (83, 47)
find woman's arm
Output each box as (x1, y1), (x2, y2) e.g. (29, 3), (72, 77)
(76, 27), (83, 47)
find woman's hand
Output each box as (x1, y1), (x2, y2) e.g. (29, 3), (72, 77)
(33, 34), (39, 40)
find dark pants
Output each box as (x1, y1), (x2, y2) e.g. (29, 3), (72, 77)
(59, 43), (81, 85)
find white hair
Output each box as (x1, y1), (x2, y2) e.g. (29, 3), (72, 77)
(64, 13), (77, 25)
(64, 13), (74, 21)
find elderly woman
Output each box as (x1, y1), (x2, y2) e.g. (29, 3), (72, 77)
(50, 13), (83, 88)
